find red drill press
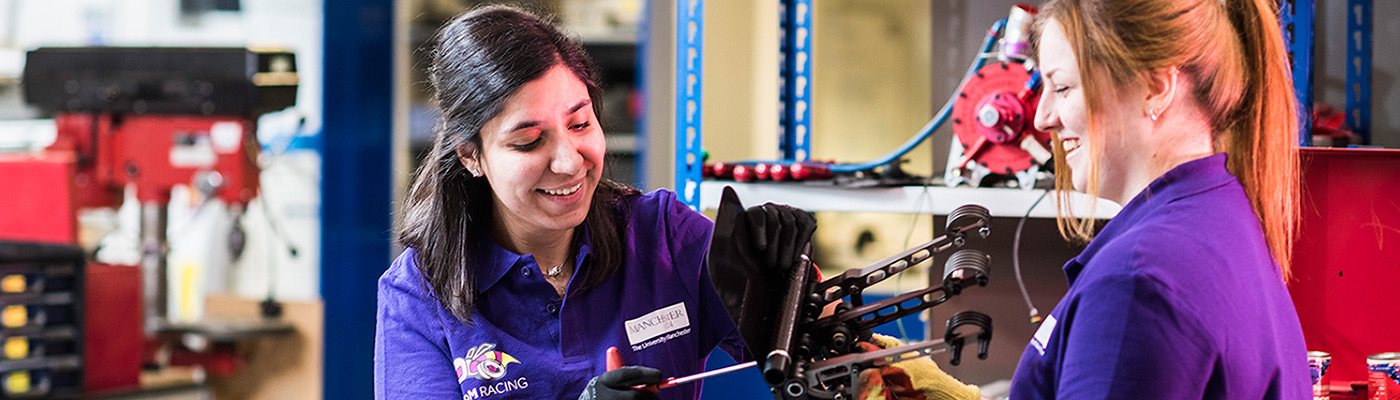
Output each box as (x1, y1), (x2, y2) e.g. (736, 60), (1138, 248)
(1, 47), (297, 394)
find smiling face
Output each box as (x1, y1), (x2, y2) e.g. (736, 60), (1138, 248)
(464, 64), (605, 242)
(1034, 20), (1092, 193)
(1034, 18), (1151, 202)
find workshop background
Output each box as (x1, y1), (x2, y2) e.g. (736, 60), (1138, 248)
(0, 0), (1396, 399)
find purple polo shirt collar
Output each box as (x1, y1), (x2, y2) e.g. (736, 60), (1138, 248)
(1064, 152), (1234, 283)
(474, 226), (594, 292)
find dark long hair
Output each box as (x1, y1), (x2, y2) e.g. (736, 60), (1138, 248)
(398, 4), (637, 323)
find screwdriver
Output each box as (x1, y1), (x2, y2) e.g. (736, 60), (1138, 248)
(606, 346), (759, 391)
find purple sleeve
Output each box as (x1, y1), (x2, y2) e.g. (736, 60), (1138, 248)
(658, 191), (749, 363)
(374, 252), (462, 399)
(1055, 267), (1211, 398)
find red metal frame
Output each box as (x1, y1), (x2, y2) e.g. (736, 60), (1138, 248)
(49, 113), (261, 207)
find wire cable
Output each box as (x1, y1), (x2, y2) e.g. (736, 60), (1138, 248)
(884, 19), (1009, 340)
(827, 19), (1006, 173)
(1013, 189), (1050, 325)
(893, 179), (935, 342)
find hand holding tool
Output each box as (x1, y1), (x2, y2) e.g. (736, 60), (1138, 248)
(579, 347), (662, 400)
(604, 346), (760, 392)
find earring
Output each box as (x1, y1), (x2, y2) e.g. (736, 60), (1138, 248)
(1148, 106), (1160, 122)
(468, 168), (481, 177)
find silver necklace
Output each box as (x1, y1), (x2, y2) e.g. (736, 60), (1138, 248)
(543, 262), (565, 277)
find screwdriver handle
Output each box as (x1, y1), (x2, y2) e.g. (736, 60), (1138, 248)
(605, 346), (665, 392)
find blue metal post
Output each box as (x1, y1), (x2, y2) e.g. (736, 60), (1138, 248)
(780, 0), (813, 161)
(1346, 0), (1372, 145)
(1280, 0), (1315, 146)
(322, 0), (393, 397)
(636, 0), (651, 188)
(676, 0), (705, 209)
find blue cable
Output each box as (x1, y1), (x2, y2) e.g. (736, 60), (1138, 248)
(827, 19), (1007, 173)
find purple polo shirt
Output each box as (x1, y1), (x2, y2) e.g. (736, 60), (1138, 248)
(375, 189), (746, 400)
(1010, 154), (1309, 399)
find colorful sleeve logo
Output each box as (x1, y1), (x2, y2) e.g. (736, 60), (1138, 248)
(454, 343), (520, 383)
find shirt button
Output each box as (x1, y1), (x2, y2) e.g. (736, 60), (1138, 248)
(546, 303), (558, 314)
(520, 266), (531, 277)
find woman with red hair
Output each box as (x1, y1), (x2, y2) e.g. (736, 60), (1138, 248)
(863, 0), (1309, 398)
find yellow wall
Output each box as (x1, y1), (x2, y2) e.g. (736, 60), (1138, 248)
(696, 0), (938, 275)
(811, 0), (936, 274)
(700, 0), (780, 163)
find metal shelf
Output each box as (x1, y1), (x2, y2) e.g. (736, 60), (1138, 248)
(675, 0), (1365, 209)
(699, 181), (1120, 219)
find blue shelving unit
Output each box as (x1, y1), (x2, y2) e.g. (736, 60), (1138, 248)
(1281, 0), (1316, 146)
(1346, 0), (1373, 144)
(780, 0), (814, 162)
(674, 0), (814, 210)
(676, 0), (1372, 209)
(1280, 0), (1374, 146)
(675, 0), (705, 208)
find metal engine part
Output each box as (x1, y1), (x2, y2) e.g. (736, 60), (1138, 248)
(946, 61), (1053, 189)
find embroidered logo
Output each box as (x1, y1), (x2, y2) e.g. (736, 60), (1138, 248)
(625, 302), (692, 351)
(454, 343), (520, 382)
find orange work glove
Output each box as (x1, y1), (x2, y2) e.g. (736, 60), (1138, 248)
(856, 333), (980, 400)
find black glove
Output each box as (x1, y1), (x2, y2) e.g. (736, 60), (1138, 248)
(578, 366), (663, 400)
(736, 203), (817, 273)
(706, 188), (819, 367)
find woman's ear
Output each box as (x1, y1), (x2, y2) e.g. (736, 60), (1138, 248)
(457, 145), (482, 177)
(1144, 67), (1179, 121)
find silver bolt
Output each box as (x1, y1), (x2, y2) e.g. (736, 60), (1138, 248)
(978, 105), (1000, 127)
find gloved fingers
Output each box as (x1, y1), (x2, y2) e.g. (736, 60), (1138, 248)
(879, 365), (922, 398)
(772, 204), (798, 269)
(869, 333), (905, 349)
(784, 206), (817, 271)
(744, 205), (770, 255)
(597, 366), (665, 388)
(793, 209), (817, 262)
(580, 380), (661, 400)
(856, 368), (889, 400)
(852, 334), (981, 400)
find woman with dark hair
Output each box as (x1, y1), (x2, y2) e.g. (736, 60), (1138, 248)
(374, 5), (813, 400)
(858, 0), (1309, 398)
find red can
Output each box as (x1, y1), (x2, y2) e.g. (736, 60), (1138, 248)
(1369, 352), (1400, 400)
(1309, 351), (1331, 400)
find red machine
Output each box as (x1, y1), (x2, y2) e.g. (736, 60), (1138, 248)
(945, 4), (1053, 190)
(46, 114), (262, 208)
(0, 47), (297, 394)
(946, 61), (1053, 188)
